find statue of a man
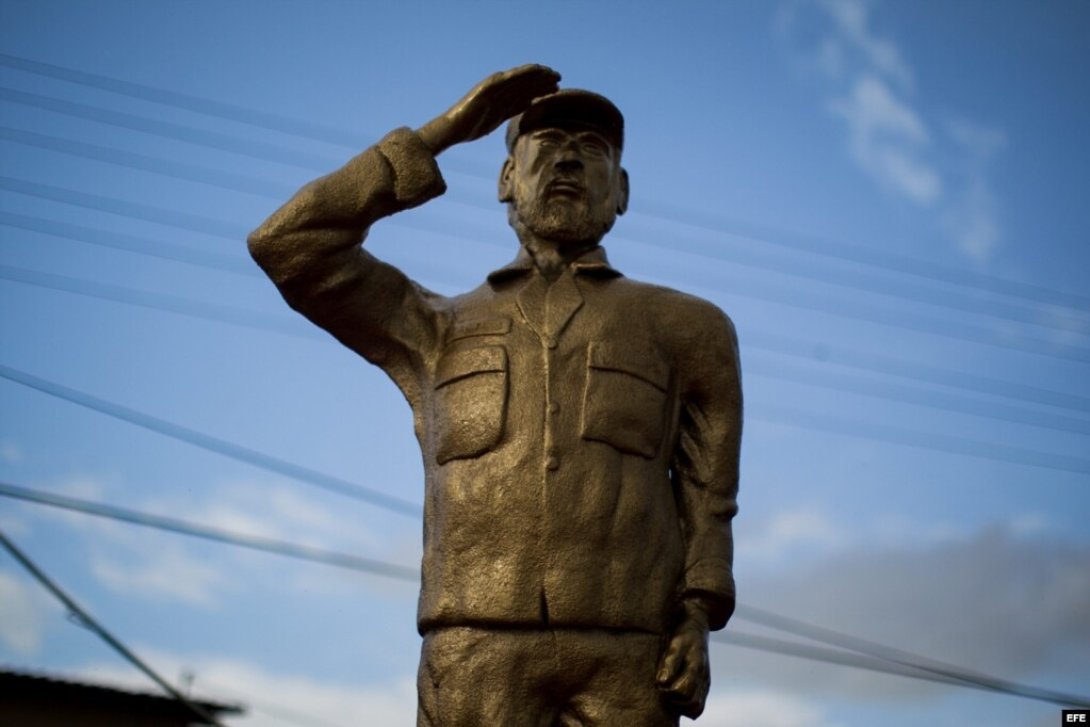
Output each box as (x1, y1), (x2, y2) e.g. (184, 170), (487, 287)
(249, 65), (742, 726)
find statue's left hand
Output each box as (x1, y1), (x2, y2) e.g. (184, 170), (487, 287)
(656, 604), (711, 718)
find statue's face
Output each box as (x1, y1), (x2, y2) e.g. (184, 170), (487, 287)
(506, 125), (626, 246)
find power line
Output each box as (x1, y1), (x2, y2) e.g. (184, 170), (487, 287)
(0, 529), (230, 727)
(3, 109), (1088, 361)
(0, 263), (315, 339)
(674, 250), (1090, 364)
(749, 354), (1090, 436)
(711, 631), (1090, 708)
(0, 175), (246, 240)
(8, 166), (1090, 365)
(3, 336), (1088, 477)
(0, 365), (422, 517)
(5, 262), (1090, 440)
(748, 330), (1090, 415)
(0, 211), (254, 276)
(4, 108), (1088, 348)
(0, 51), (365, 148)
(731, 604), (1090, 709)
(638, 200), (1090, 313)
(7, 213), (1086, 418)
(0, 86), (337, 170)
(4, 51), (1086, 312)
(713, 631), (985, 690)
(5, 479), (1087, 709)
(754, 403), (1090, 475)
(0, 481), (417, 581)
(0, 124), (296, 199)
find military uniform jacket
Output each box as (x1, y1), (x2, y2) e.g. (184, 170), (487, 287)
(249, 128), (742, 636)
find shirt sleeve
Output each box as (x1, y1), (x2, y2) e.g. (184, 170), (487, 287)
(672, 304), (743, 631)
(247, 127), (448, 406)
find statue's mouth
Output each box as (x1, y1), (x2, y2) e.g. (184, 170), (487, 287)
(546, 179), (585, 198)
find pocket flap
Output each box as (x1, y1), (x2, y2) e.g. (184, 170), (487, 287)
(587, 341), (669, 391)
(447, 316), (511, 343)
(436, 346), (507, 388)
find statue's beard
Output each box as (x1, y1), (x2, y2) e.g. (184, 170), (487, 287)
(514, 194), (614, 246)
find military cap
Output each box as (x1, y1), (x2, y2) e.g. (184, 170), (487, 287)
(506, 89), (624, 154)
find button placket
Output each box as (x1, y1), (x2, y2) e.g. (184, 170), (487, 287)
(543, 341), (559, 473)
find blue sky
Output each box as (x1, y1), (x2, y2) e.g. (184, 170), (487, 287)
(1, 1), (1088, 725)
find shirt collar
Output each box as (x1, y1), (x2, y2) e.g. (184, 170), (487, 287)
(486, 245), (623, 284)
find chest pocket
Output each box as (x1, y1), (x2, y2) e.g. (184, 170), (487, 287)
(581, 341), (670, 458)
(433, 345), (508, 464)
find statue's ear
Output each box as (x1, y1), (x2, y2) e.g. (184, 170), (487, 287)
(616, 168), (629, 216)
(498, 157), (515, 203)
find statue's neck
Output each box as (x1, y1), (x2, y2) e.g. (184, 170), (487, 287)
(519, 236), (598, 282)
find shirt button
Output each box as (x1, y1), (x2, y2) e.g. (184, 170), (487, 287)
(547, 402), (559, 414)
(546, 337), (558, 349)
(546, 455), (560, 471)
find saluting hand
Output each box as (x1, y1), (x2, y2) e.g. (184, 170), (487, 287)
(417, 64), (561, 155)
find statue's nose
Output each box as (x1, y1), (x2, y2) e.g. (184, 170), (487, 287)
(554, 144), (584, 173)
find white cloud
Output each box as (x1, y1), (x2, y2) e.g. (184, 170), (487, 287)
(835, 73), (928, 143)
(0, 570), (49, 655)
(819, 0), (913, 89)
(90, 543), (227, 607)
(778, 0), (1006, 261)
(945, 117), (1007, 159)
(149, 480), (364, 547)
(940, 117), (1007, 261)
(75, 652), (417, 727)
(830, 74), (940, 205)
(56, 476), (108, 500)
(73, 650), (843, 727)
(738, 509), (848, 564)
(729, 523), (1090, 700)
(701, 689), (842, 727)
(1007, 511), (1048, 537)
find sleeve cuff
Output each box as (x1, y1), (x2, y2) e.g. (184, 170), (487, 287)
(683, 558), (735, 630)
(376, 127), (448, 206)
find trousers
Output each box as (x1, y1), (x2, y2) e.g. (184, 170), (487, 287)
(417, 627), (680, 727)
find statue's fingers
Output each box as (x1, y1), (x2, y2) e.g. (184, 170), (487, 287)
(656, 644), (684, 686)
(498, 65), (560, 102)
(665, 669), (707, 718)
(503, 63), (561, 84)
(669, 671), (694, 699)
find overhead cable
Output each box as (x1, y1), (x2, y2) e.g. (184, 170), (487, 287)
(747, 330), (1090, 414)
(3, 109), (1087, 345)
(711, 631), (1090, 708)
(0, 86), (337, 170)
(2, 52), (1086, 311)
(0, 481), (417, 581)
(4, 264), (1089, 438)
(0, 264), (314, 339)
(754, 403), (1090, 475)
(731, 604), (1090, 709)
(5, 217), (1085, 417)
(3, 356), (1088, 478)
(4, 480), (1087, 709)
(748, 354), (1090, 436)
(0, 365), (422, 517)
(0, 529), (230, 727)
(0, 211), (254, 276)
(7, 167), (1090, 365)
(0, 52), (364, 147)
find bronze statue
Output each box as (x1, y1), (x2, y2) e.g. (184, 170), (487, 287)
(249, 65), (742, 726)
